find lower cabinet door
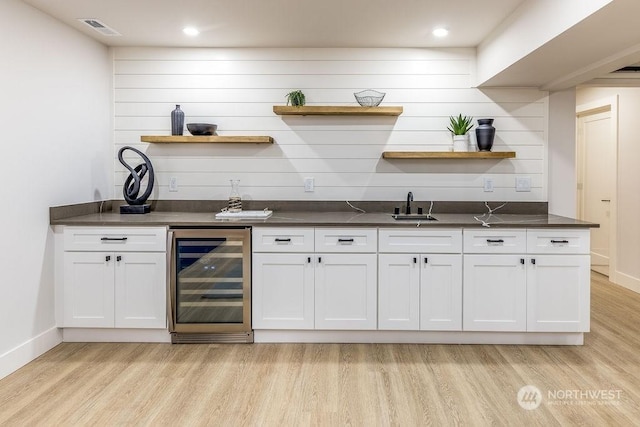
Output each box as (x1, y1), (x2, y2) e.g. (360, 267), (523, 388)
(114, 252), (166, 328)
(378, 254), (420, 330)
(463, 255), (527, 331)
(527, 255), (590, 332)
(252, 253), (315, 329)
(63, 252), (115, 327)
(315, 253), (377, 329)
(420, 254), (463, 331)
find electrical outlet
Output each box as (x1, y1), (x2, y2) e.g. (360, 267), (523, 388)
(516, 177), (531, 192)
(169, 177), (178, 192)
(304, 177), (315, 192)
(483, 178), (494, 192)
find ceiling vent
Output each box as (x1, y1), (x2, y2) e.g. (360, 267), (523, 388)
(78, 19), (121, 36)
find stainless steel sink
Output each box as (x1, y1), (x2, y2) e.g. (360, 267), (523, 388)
(391, 214), (437, 221)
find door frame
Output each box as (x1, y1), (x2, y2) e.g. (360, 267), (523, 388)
(576, 96), (618, 283)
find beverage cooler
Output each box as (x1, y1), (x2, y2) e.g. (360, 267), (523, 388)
(168, 227), (252, 343)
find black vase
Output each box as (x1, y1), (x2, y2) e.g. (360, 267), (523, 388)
(171, 104), (184, 136)
(476, 118), (495, 151)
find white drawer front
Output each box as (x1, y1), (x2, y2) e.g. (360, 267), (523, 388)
(64, 227), (166, 252)
(527, 229), (590, 254)
(253, 227), (314, 252)
(463, 229), (526, 253)
(378, 229), (462, 253)
(314, 228), (377, 253)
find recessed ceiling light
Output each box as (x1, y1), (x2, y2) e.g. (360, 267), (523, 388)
(183, 27), (200, 36)
(433, 27), (449, 38)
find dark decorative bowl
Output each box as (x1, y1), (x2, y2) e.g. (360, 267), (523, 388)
(354, 89), (385, 107)
(187, 123), (218, 136)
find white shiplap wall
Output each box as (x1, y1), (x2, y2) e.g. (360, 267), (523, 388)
(113, 47), (548, 202)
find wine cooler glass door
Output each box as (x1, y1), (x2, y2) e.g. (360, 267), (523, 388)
(170, 228), (251, 333)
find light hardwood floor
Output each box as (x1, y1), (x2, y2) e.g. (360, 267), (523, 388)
(1, 273), (639, 426)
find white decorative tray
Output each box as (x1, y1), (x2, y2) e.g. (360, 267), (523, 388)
(215, 210), (273, 219)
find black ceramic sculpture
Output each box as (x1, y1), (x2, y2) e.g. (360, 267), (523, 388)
(117, 146), (154, 214)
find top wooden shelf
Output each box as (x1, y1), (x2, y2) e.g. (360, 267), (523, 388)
(382, 151), (516, 159)
(273, 105), (403, 116)
(140, 135), (273, 144)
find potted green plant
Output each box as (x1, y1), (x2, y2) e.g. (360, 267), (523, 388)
(448, 114), (474, 152)
(285, 90), (306, 107)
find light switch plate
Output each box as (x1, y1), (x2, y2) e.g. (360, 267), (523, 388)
(169, 177), (178, 192)
(304, 177), (314, 192)
(483, 178), (494, 192)
(516, 177), (531, 192)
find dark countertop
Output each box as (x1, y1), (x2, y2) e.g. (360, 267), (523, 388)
(50, 210), (598, 229)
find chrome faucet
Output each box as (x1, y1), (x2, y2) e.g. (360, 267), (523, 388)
(406, 191), (413, 214)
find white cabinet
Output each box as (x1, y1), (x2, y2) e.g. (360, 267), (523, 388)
(378, 229), (462, 331)
(61, 227), (167, 329)
(252, 227), (378, 330)
(526, 230), (590, 332)
(315, 253), (377, 329)
(252, 253), (314, 329)
(463, 254), (527, 331)
(463, 229), (591, 333)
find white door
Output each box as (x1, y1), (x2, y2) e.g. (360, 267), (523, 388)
(420, 254), (462, 331)
(463, 255), (527, 332)
(252, 253), (315, 329)
(115, 252), (167, 328)
(315, 253), (377, 330)
(526, 255), (590, 332)
(378, 254), (420, 330)
(577, 108), (614, 276)
(63, 252), (115, 327)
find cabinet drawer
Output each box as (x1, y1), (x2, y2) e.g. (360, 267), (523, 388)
(463, 229), (526, 253)
(314, 228), (377, 253)
(64, 227), (166, 252)
(253, 227), (314, 252)
(527, 229), (590, 254)
(379, 229), (462, 253)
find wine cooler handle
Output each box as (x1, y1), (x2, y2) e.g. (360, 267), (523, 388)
(167, 230), (176, 332)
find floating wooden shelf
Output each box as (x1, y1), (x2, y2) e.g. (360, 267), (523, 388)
(273, 105), (403, 116)
(382, 151), (516, 159)
(140, 135), (274, 144)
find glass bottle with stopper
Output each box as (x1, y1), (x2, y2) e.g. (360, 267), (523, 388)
(228, 179), (242, 212)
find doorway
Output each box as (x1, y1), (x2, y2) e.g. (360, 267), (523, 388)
(576, 97), (617, 278)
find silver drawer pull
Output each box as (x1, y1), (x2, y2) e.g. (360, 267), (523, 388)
(338, 238), (355, 244)
(551, 239), (569, 244)
(274, 238), (291, 243)
(101, 237), (128, 241)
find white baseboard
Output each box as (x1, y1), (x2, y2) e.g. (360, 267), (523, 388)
(0, 327), (63, 380)
(254, 330), (584, 345)
(62, 328), (171, 343)
(613, 271), (640, 294)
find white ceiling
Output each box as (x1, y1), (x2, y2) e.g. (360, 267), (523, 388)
(18, 0), (640, 89)
(20, 0), (525, 48)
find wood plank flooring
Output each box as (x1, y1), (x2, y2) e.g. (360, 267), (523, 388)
(1, 273), (639, 426)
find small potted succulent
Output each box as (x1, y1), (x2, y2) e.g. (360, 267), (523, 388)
(448, 114), (474, 152)
(285, 90), (306, 107)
